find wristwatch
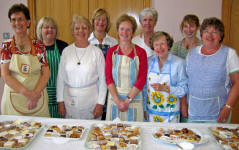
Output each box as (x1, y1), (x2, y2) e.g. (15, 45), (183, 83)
(127, 96), (133, 102)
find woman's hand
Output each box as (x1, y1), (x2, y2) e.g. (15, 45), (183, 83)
(26, 91), (41, 110)
(58, 102), (66, 117)
(217, 106), (231, 123)
(115, 99), (128, 112)
(93, 104), (103, 119)
(150, 83), (168, 92)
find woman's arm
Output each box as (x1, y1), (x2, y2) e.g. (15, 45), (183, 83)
(33, 65), (50, 93)
(218, 72), (239, 123)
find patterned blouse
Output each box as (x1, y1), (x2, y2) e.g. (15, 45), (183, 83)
(171, 38), (201, 59)
(0, 38), (48, 66)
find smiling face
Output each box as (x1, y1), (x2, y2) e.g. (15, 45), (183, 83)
(73, 22), (91, 42)
(41, 23), (57, 42)
(182, 22), (199, 39)
(118, 21), (133, 43)
(10, 11), (30, 35)
(94, 14), (108, 32)
(153, 36), (169, 59)
(141, 15), (156, 33)
(202, 25), (221, 48)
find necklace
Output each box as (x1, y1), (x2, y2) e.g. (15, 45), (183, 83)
(74, 46), (87, 65)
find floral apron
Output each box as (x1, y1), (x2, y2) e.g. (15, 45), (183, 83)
(106, 45), (144, 121)
(1, 37), (49, 117)
(147, 57), (180, 122)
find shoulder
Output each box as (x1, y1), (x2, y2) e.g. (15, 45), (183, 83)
(135, 44), (146, 55)
(88, 32), (95, 41)
(61, 43), (74, 55)
(56, 39), (68, 47)
(169, 53), (185, 65)
(132, 35), (141, 44)
(32, 38), (45, 49)
(1, 39), (12, 50)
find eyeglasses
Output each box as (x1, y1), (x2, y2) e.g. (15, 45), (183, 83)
(42, 26), (56, 30)
(203, 30), (219, 35)
(10, 17), (26, 23)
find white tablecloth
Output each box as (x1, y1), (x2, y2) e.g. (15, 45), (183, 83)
(0, 115), (237, 150)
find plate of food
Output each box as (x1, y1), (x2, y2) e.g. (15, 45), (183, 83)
(43, 124), (86, 143)
(0, 120), (43, 150)
(85, 123), (141, 150)
(152, 127), (208, 146)
(209, 126), (239, 150)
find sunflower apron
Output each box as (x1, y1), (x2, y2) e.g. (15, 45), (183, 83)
(1, 37), (50, 117)
(147, 57), (180, 122)
(106, 45), (144, 121)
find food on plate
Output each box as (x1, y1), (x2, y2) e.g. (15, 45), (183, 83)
(86, 123), (141, 150)
(209, 126), (239, 150)
(0, 120), (42, 149)
(44, 125), (85, 139)
(153, 127), (203, 144)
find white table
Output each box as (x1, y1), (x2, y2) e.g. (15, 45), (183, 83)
(0, 115), (237, 150)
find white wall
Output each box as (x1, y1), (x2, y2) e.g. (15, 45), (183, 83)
(152, 0), (222, 41)
(0, 0), (27, 43)
(0, 0), (27, 114)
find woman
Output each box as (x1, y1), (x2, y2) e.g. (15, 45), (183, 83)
(57, 15), (107, 120)
(132, 8), (158, 58)
(143, 31), (187, 122)
(184, 17), (239, 123)
(171, 14), (201, 59)
(105, 14), (147, 121)
(37, 17), (68, 118)
(0, 3), (50, 116)
(88, 8), (118, 57)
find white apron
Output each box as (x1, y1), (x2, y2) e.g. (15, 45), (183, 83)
(147, 58), (180, 122)
(106, 45), (144, 121)
(1, 37), (49, 117)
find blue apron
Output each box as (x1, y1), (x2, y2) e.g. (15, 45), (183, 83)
(187, 45), (229, 121)
(147, 56), (180, 122)
(106, 45), (144, 121)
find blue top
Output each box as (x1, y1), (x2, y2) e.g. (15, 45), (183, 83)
(143, 53), (188, 110)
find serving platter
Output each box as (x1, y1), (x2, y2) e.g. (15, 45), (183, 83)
(0, 120), (43, 150)
(85, 123), (141, 150)
(209, 126), (239, 150)
(152, 127), (208, 146)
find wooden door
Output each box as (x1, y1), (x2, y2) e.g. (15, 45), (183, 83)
(89, 0), (151, 40)
(222, 0), (239, 123)
(28, 0), (89, 44)
(28, 0), (151, 44)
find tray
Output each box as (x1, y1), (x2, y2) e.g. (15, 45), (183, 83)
(43, 124), (86, 143)
(0, 120), (43, 150)
(85, 123), (141, 150)
(209, 126), (239, 150)
(152, 127), (208, 145)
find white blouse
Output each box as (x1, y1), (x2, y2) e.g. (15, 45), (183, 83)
(57, 43), (107, 105)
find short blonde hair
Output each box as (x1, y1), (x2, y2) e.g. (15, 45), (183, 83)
(116, 14), (137, 35)
(91, 8), (111, 33)
(70, 14), (92, 34)
(36, 16), (58, 41)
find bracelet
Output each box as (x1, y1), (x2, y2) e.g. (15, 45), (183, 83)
(225, 104), (233, 110)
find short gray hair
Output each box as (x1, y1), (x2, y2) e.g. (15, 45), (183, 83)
(139, 8), (158, 23)
(36, 16), (58, 41)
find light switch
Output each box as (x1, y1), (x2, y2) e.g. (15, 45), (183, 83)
(3, 32), (10, 39)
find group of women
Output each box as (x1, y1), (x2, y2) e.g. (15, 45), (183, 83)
(1, 3), (239, 124)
